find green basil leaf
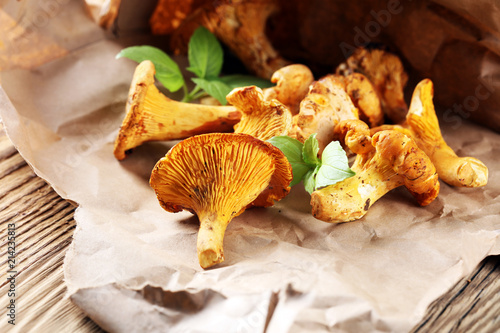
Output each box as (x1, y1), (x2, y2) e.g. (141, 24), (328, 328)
(267, 136), (311, 186)
(187, 27), (223, 79)
(191, 77), (231, 105)
(315, 141), (355, 189)
(219, 75), (273, 89)
(302, 133), (320, 167)
(116, 46), (184, 92)
(303, 165), (320, 194)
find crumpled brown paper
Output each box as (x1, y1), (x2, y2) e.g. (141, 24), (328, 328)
(1, 1), (500, 332)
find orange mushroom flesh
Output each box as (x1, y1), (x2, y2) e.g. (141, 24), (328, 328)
(263, 64), (315, 115)
(226, 86), (293, 141)
(292, 74), (359, 154)
(113, 60), (241, 160)
(150, 133), (292, 269)
(311, 128), (439, 223)
(334, 119), (373, 155)
(338, 48), (408, 124)
(405, 79), (488, 187)
(338, 73), (384, 127)
(372, 79), (488, 187)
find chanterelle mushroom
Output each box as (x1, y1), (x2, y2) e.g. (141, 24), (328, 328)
(226, 86), (292, 141)
(149, 133), (292, 268)
(337, 47), (408, 124)
(167, 0), (289, 79)
(113, 60), (241, 160)
(398, 79), (488, 187)
(311, 126), (440, 223)
(292, 74), (358, 154)
(334, 119), (372, 155)
(263, 64), (315, 114)
(336, 72), (384, 128)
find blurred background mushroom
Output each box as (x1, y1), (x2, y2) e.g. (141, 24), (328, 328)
(85, 0), (500, 132)
(337, 48), (409, 124)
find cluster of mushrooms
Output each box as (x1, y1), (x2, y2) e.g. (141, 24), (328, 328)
(114, 48), (488, 269)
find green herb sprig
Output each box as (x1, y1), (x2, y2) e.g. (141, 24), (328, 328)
(116, 27), (272, 105)
(268, 134), (355, 194)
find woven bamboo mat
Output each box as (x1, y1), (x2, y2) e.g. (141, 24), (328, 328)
(0, 120), (499, 332)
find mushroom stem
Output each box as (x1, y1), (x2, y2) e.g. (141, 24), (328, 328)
(139, 84), (239, 140)
(428, 143), (488, 188)
(405, 79), (488, 187)
(200, 1), (290, 79)
(311, 164), (400, 223)
(197, 213), (229, 269)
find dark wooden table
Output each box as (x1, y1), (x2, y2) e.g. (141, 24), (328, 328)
(0, 121), (499, 332)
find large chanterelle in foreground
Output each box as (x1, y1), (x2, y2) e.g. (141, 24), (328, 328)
(149, 133), (292, 268)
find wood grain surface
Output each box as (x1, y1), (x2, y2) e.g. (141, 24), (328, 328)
(0, 121), (499, 333)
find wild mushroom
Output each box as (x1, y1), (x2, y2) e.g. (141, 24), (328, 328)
(337, 73), (384, 127)
(396, 79), (488, 187)
(311, 127), (440, 223)
(149, 133), (292, 268)
(166, 0), (289, 79)
(337, 47), (408, 124)
(263, 64), (315, 114)
(113, 60), (241, 160)
(226, 86), (293, 141)
(334, 119), (372, 155)
(292, 74), (358, 154)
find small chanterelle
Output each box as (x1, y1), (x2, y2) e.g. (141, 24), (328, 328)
(311, 120), (440, 223)
(149, 133), (292, 269)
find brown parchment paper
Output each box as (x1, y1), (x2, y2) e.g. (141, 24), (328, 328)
(1, 1), (500, 332)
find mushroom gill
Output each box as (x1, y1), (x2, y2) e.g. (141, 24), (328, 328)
(114, 60), (241, 160)
(150, 133), (292, 268)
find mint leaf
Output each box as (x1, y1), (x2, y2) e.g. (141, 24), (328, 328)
(187, 27), (223, 79)
(191, 77), (231, 105)
(303, 165), (320, 194)
(303, 134), (320, 166)
(315, 141), (355, 189)
(267, 136), (311, 186)
(116, 46), (184, 92)
(219, 75), (273, 89)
